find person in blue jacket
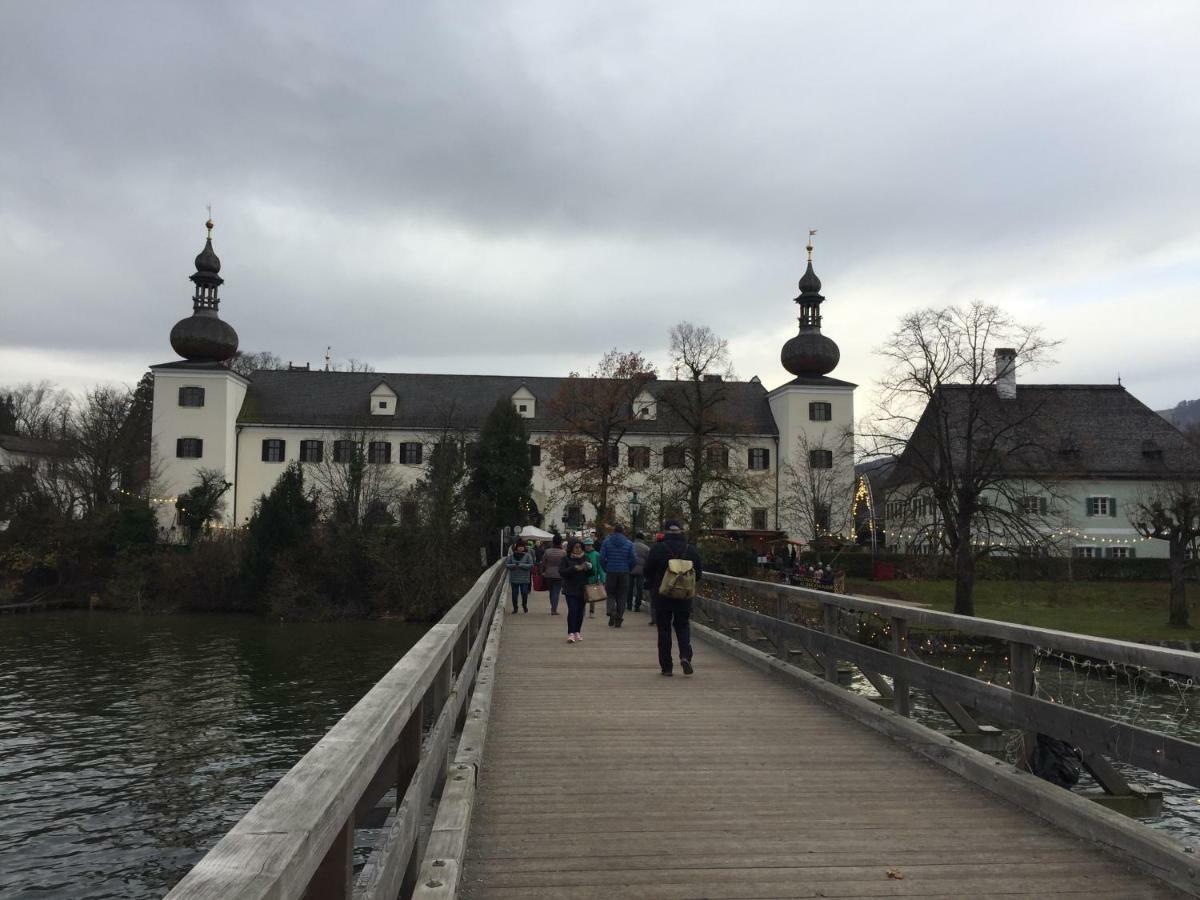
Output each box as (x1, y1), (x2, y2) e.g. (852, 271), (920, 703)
(599, 524), (638, 628)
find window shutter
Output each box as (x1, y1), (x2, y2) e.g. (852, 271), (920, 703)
(415, 443), (423, 465)
(176, 438), (184, 457)
(1129, 547), (1136, 559)
(261, 440), (270, 462)
(1109, 497), (1117, 517)
(1085, 497), (1094, 517)
(1039, 497), (1047, 515)
(763, 448), (770, 469)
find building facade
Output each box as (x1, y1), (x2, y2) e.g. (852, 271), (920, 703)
(151, 224), (857, 539)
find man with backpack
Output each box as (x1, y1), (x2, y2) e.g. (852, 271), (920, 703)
(642, 520), (703, 677)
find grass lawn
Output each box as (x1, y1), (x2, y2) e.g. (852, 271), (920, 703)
(843, 577), (1199, 643)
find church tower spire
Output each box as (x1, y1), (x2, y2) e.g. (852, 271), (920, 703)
(169, 218), (240, 363)
(780, 231), (840, 378)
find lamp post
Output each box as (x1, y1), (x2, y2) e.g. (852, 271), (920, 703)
(629, 491), (641, 531)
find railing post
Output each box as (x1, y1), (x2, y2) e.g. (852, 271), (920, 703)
(307, 816), (354, 899)
(821, 602), (838, 683)
(1009, 641), (1037, 770)
(890, 616), (911, 717)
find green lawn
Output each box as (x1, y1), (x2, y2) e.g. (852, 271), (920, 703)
(843, 577), (1198, 643)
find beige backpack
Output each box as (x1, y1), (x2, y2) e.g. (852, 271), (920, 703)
(658, 553), (696, 599)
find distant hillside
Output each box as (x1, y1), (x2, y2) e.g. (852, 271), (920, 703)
(1157, 398), (1200, 430)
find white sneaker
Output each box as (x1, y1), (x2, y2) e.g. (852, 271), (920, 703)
(567, 634), (576, 643)
(574, 632), (582, 641)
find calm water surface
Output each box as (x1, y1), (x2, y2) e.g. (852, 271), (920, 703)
(0, 611), (428, 899)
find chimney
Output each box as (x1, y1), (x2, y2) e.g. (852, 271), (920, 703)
(994, 348), (1016, 400)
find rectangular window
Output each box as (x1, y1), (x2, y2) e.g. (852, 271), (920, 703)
(529, 444), (541, 467)
(176, 437), (203, 458)
(1086, 496), (1115, 517)
(1074, 546), (1098, 558)
(334, 440), (357, 464)
(748, 448), (770, 470)
(369, 441), (392, 464)
(1108, 546), (1131, 559)
(662, 446), (685, 469)
(299, 439), (324, 463)
(808, 401), (831, 421)
(562, 443), (586, 470)
(565, 504), (583, 526)
(751, 508), (769, 530)
(628, 446), (650, 469)
(706, 446), (730, 469)
(710, 509), (727, 529)
(518, 404), (528, 413)
(399, 442), (422, 465)
(178, 386), (205, 407)
(378, 400), (388, 409)
(465, 442), (481, 465)
(592, 443), (619, 467)
(1021, 496), (1047, 515)
(400, 500), (419, 526)
(809, 449), (833, 469)
(262, 439), (286, 463)
(815, 502), (831, 533)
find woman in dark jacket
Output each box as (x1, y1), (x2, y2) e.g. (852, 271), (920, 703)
(558, 539), (592, 643)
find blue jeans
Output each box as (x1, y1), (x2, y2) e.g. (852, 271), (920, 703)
(547, 578), (562, 613)
(510, 582), (530, 611)
(565, 594), (586, 633)
(627, 573), (644, 610)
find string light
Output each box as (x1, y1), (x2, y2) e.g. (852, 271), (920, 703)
(115, 486), (178, 505)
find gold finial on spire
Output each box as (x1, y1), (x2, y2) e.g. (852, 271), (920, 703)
(205, 205), (214, 238)
(807, 228), (818, 262)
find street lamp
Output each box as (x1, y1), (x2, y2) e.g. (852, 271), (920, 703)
(629, 491), (641, 530)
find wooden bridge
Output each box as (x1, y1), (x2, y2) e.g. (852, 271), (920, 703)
(167, 563), (1200, 899)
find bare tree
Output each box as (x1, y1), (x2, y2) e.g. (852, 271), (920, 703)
(0, 381), (73, 439)
(307, 425), (405, 526)
(175, 468), (232, 543)
(64, 386), (136, 513)
(229, 351), (286, 377)
(1131, 479), (1200, 628)
(782, 426), (856, 542)
(657, 322), (764, 541)
(541, 350), (656, 527)
(868, 302), (1062, 615)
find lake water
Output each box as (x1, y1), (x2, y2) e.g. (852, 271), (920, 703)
(0, 611), (428, 899)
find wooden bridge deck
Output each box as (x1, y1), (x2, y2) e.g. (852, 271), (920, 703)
(460, 591), (1183, 899)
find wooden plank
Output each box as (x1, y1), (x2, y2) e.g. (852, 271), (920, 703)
(703, 572), (1200, 678)
(698, 596), (1200, 789)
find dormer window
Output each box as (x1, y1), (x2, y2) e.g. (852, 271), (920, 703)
(512, 386), (536, 419)
(1142, 440), (1163, 461)
(370, 382), (397, 417)
(632, 390), (656, 421)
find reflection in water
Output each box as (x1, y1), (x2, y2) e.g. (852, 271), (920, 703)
(0, 612), (428, 899)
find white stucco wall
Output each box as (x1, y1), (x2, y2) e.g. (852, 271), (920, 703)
(150, 366), (248, 530)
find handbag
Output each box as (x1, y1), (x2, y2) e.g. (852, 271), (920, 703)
(531, 566), (546, 592)
(584, 583), (607, 604)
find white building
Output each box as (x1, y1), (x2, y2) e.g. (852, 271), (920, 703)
(883, 351), (1200, 560)
(151, 224), (857, 539)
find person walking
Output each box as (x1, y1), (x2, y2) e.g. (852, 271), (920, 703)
(599, 524), (637, 627)
(540, 534), (567, 615)
(582, 536), (604, 618)
(628, 531), (650, 612)
(505, 539), (535, 613)
(559, 539), (593, 643)
(643, 520), (703, 676)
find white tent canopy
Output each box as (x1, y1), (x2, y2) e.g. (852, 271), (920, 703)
(519, 525), (555, 541)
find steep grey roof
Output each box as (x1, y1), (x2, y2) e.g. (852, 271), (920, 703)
(893, 384), (1200, 483)
(237, 370), (779, 436)
(773, 374), (858, 389)
(0, 434), (73, 457)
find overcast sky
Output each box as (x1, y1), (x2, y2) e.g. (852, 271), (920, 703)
(2, 2), (1198, 413)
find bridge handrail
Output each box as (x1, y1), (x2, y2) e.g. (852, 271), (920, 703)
(696, 572), (1200, 795)
(703, 572), (1200, 678)
(165, 560), (506, 900)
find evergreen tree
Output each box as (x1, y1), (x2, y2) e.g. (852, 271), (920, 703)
(466, 399), (532, 556)
(244, 463), (318, 597)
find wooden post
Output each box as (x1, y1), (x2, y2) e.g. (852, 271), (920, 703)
(1010, 641), (1037, 769)
(890, 616), (911, 717)
(307, 816), (354, 899)
(821, 603), (838, 683)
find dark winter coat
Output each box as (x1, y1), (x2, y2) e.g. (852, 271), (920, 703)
(643, 534), (704, 600)
(558, 553), (593, 597)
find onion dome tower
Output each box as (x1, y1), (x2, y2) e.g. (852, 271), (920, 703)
(169, 219), (239, 363)
(780, 235), (840, 377)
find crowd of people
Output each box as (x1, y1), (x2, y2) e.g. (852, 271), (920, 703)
(503, 521), (702, 677)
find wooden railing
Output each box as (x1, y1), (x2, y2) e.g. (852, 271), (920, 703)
(696, 573), (1200, 802)
(166, 561), (506, 900)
